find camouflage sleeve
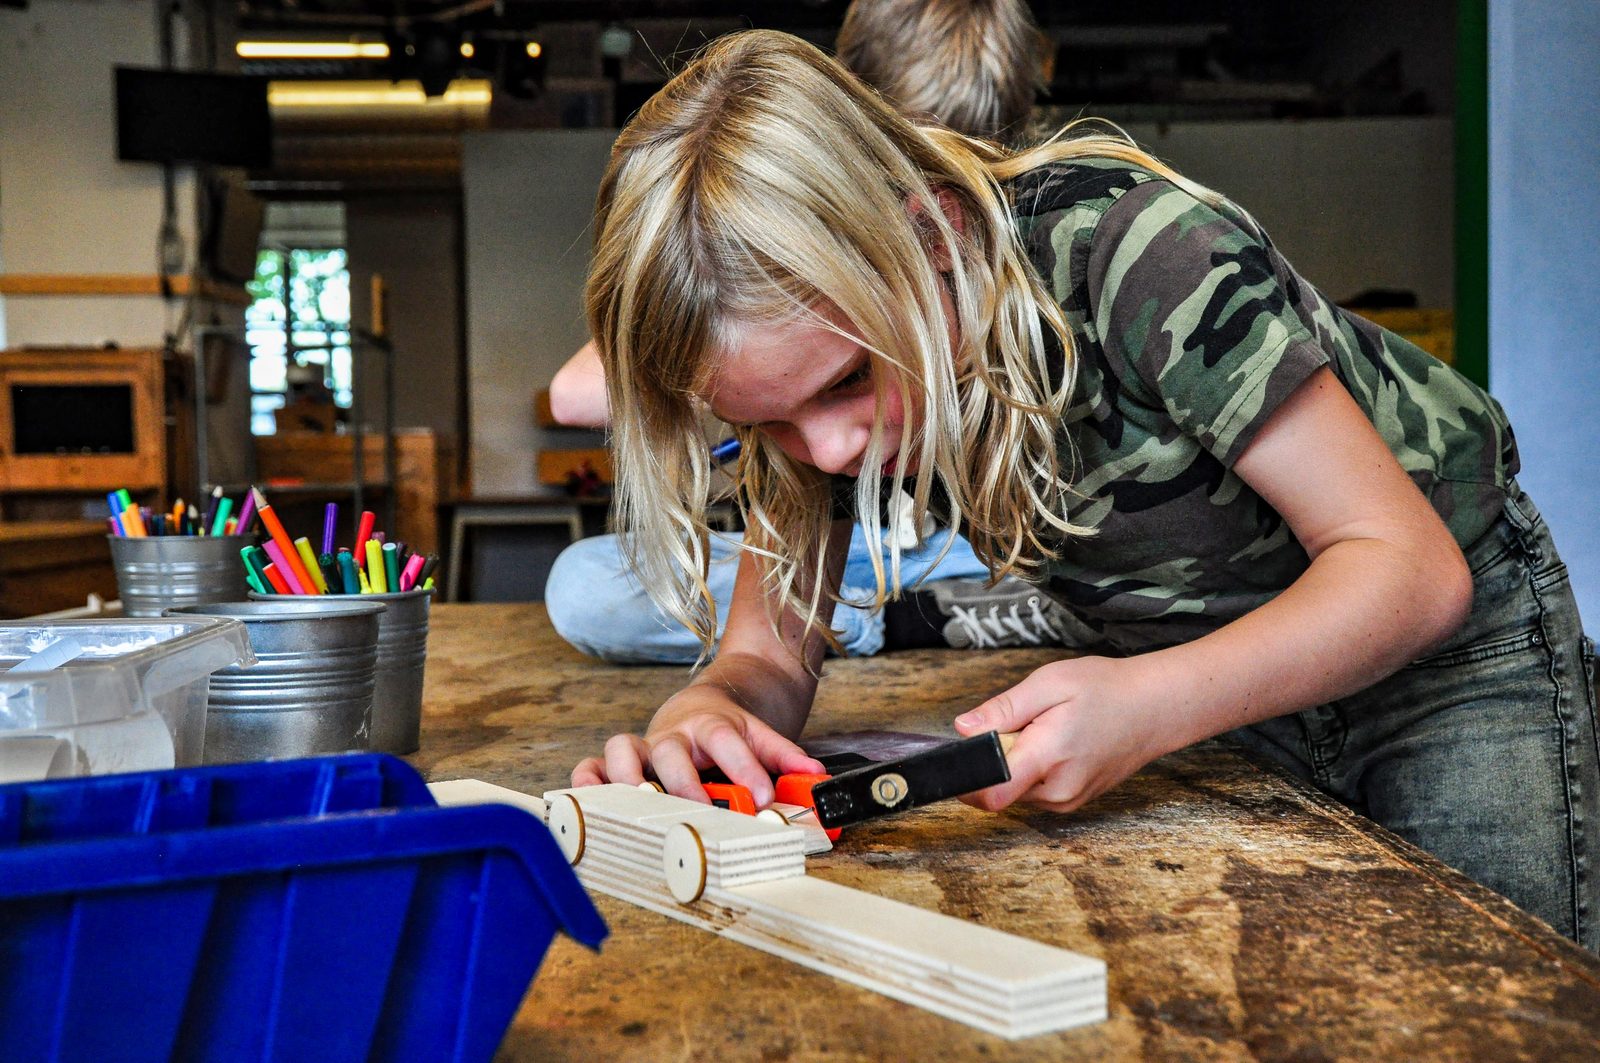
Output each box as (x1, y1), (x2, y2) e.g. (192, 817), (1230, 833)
(1083, 179), (1330, 466)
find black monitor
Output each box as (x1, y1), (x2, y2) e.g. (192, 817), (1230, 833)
(115, 67), (273, 168)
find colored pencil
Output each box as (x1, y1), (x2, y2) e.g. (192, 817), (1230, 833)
(233, 491), (255, 536)
(322, 502), (338, 557)
(199, 485), (223, 536)
(252, 487), (317, 593)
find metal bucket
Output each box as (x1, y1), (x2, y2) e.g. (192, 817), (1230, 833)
(109, 535), (251, 617)
(167, 600), (385, 764)
(249, 587), (432, 754)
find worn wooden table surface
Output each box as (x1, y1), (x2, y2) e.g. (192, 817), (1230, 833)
(411, 604), (1600, 1062)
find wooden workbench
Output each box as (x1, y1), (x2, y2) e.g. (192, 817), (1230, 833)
(412, 604), (1600, 1061)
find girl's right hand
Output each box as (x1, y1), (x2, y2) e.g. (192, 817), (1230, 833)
(570, 686), (825, 807)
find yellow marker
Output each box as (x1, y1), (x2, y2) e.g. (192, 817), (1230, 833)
(294, 537), (328, 594)
(358, 567), (371, 594)
(365, 539), (388, 593)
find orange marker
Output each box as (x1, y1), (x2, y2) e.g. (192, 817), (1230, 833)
(121, 504), (147, 537)
(251, 487), (317, 594)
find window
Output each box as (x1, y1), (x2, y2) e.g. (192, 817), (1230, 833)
(244, 247), (352, 435)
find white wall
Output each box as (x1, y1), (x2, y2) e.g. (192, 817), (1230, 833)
(1122, 118), (1455, 307)
(0, 0), (196, 346)
(1489, 3), (1600, 627)
(463, 129), (615, 496)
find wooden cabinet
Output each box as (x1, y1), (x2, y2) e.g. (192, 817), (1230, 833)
(255, 429), (452, 556)
(0, 347), (167, 493)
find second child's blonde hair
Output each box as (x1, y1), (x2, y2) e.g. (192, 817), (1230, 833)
(587, 30), (1205, 657)
(836, 0), (1046, 140)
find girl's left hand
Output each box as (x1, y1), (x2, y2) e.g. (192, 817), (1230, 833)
(951, 655), (1176, 813)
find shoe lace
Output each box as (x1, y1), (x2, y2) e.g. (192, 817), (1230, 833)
(1025, 595), (1066, 642)
(949, 604), (999, 648)
(995, 601), (1048, 645)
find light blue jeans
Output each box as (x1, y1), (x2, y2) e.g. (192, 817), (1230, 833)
(546, 527), (989, 663)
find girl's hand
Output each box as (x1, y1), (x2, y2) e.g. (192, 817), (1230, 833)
(571, 686), (825, 806)
(951, 655), (1175, 813)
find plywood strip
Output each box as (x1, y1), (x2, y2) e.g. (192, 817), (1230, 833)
(433, 780), (1107, 1040)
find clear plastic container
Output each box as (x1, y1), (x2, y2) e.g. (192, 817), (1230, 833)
(0, 618), (255, 781)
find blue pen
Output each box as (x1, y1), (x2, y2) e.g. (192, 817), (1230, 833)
(106, 492), (126, 536)
(710, 437), (741, 465)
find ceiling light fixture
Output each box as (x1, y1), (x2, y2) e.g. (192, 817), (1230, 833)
(237, 41), (390, 60)
(267, 79), (493, 108)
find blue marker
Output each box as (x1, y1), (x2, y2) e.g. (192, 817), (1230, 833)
(710, 437), (741, 465)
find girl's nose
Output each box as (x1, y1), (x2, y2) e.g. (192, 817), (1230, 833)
(795, 413), (863, 475)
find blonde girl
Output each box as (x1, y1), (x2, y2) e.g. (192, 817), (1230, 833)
(572, 30), (1598, 946)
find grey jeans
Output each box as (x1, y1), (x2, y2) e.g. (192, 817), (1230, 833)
(1228, 480), (1599, 948)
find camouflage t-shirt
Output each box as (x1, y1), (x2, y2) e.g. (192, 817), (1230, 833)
(1009, 159), (1519, 653)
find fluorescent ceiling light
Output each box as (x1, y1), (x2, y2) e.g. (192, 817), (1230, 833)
(238, 41), (390, 60)
(267, 79), (493, 107)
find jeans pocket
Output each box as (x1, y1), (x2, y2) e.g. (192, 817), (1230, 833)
(1409, 628), (1544, 670)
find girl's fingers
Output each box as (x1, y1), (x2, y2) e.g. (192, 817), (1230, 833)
(571, 757), (607, 787)
(650, 736), (710, 803)
(745, 723), (827, 780)
(959, 725), (1050, 811)
(701, 724), (776, 806)
(952, 668), (1063, 737)
(601, 732), (652, 787)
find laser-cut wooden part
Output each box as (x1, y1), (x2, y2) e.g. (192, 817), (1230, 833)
(539, 783), (1107, 1040)
(428, 778), (548, 819)
(662, 822), (708, 902)
(757, 802), (833, 854)
(546, 792), (586, 863)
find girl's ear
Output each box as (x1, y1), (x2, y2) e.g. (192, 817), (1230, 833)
(907, 188), (966, 271)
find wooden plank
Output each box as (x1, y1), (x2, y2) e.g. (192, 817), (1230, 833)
(0, 273), (250, 306)
(530, 782), (1106, 1040)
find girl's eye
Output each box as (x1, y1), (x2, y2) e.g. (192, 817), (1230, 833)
(830, 362), (871, 393)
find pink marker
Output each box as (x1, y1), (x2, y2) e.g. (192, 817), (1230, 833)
(399, 553), (426, 592)
(263, 539), (307, 594)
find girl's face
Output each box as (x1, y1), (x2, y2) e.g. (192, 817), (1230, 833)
(705, 301), (917, 478)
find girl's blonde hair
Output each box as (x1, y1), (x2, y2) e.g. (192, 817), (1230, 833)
(587, 29), (1204, 658)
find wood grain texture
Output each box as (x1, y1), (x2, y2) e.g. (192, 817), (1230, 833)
(411, 604), (1600, 1061)
(0, 273), (250, 306)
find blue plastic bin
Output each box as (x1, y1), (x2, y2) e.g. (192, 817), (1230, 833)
(0, 754), (606, 1063)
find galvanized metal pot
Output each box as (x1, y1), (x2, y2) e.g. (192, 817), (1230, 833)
(167, 600), (384, 763)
